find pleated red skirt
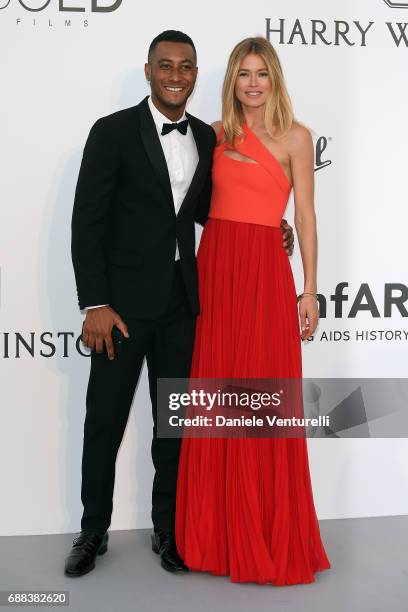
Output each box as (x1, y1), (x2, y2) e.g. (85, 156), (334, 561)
(175, 218), (331, 585)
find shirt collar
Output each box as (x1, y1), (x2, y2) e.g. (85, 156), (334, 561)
(147, 95), (187, 130)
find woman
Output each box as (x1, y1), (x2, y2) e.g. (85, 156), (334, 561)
(175, 37), (331, 585)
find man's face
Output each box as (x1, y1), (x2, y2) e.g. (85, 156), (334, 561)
(145, 41), (198, 112)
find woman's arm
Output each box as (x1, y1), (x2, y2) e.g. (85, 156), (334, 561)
(288, 123), (319, 340)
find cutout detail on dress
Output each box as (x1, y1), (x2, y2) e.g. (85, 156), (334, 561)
(222, 150), (259, 165)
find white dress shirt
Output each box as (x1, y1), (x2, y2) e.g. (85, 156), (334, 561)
(147, 95), (199, 259)
(85, 96), (199, 311)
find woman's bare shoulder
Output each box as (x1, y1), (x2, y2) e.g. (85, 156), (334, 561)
(211, 120), (223, 134)
(286, 120), (313, 152)
(289, 120), (312, 140)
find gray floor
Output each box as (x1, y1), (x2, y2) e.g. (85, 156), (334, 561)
(0, 516), (407, 612)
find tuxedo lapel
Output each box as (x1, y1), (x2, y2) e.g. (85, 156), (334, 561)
(137, 96), (174, 211)
(137, 97), (212, 216)
(177, 113), (211, 216)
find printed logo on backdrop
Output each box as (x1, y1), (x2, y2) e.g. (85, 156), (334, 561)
(266, 3), (408, 48)
(312, 132), (332, 173)
(0, 0), (122, 27)
(311, 283), (408, 344)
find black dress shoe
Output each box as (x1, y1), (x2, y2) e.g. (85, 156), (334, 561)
(64, 530), (108, 577)
(151, 530), (189, 573)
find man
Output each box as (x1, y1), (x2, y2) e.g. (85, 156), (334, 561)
(65, 30), (294, 577)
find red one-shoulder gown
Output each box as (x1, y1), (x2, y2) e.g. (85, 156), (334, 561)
(175, 124), (331, 585)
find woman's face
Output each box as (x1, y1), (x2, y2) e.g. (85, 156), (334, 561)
(234, 53), (272, 109)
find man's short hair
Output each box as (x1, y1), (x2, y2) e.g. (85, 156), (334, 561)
(148, 30), (197, 62)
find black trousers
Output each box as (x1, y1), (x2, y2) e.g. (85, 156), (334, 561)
(80, 261), (196, 535)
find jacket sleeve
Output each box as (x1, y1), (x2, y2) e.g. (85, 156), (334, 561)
(194, 163), (213, 227)
(194, 128), (216, 227)
(71, 117), (119, 310)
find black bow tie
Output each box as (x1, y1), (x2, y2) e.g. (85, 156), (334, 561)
(161, 119), (189, 136)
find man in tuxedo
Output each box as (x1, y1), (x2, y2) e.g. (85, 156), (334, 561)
(65, 30), (294, 577)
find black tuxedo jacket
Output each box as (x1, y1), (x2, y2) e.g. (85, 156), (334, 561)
(71, 96), (216, 319)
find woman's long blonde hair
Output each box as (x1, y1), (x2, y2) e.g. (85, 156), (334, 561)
(221, 37), (296, 146)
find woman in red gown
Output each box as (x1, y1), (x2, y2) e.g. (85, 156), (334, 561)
(175, 37), (331, 585)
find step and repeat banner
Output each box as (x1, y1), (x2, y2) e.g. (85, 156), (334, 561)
(1, 0), (407, 535)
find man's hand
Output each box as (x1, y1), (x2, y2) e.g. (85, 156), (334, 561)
(82, 306), (129, 360)
(280, 218), (294, 256)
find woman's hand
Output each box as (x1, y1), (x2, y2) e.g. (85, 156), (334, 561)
(298, 295), (319, 341)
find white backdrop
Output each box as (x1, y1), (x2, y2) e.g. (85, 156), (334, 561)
(1, 0), (407, 536)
